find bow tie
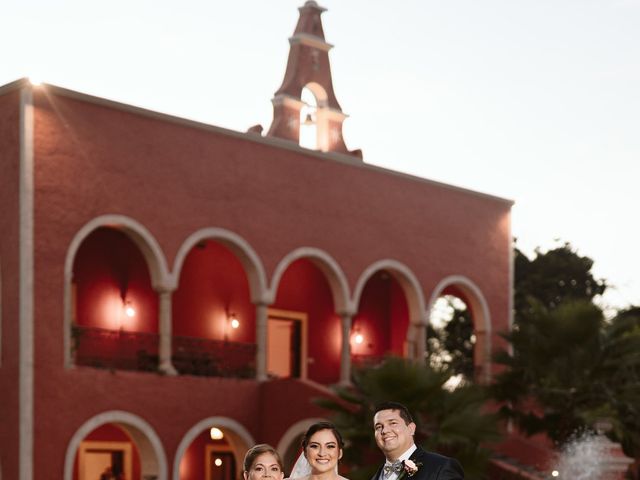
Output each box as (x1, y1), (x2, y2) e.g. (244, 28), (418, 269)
(383, 461), (403, 477)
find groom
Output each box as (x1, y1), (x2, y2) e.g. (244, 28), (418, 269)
(371, 402), (464, 480)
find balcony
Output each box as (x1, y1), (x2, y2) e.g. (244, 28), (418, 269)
(72, 325), (160, 372)
(72, 325), (256, 378)
(172, 336), (256, 378)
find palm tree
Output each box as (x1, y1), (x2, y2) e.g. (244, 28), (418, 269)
(492, 300), (640, 455)
(316, 357), (500, 480)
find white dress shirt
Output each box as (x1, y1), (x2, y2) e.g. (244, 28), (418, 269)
(382, 444), (417, 480)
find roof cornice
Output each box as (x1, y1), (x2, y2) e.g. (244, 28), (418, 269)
(2, 80), (513, 206)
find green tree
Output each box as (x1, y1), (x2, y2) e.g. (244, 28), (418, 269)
(514, 242), (606, 312)
(426, 241), (607, 385)
(492, 300), (606, 444)
(316, 357), (500, 480)
(492, 301), (640, 454)
(598, 307), (640, 461)
(427, 297), (475, 380)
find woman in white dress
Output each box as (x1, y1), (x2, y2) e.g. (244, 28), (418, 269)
(289, 422), (349, 480)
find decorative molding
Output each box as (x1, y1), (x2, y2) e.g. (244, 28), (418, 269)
(268, 247), (350, 313)
(173, 417), (254, 480)
(352, 259), (426, 319)
(426, 275), (493, 383)
(62, 214), (171, 368)
(271, 94), (306, 110)
(289, 33), (333, 52)
(19, 82), (512, 205)
(19, 83), (34, 480)
(172, 227), (268, 304)
(63, 410), (167, 480)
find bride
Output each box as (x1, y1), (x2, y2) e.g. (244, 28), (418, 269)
(289, 422), (349, 480)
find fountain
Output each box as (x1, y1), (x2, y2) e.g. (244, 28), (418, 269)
(552, 428), (633, 480)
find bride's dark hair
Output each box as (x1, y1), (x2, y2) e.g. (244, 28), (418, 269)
(301, 421), (345, 450)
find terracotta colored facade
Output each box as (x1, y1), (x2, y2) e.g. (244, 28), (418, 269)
(0, 2), (514, 480)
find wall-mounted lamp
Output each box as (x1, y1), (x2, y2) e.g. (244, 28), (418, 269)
(214, 458), (223, 467)
(210, 427), (224, 440)
(351, 326), (364, 346)
(229, 313), (240, 329)
(124, 301), (136, 318)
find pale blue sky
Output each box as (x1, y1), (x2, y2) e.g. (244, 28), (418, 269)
(2, 0), (638, 311)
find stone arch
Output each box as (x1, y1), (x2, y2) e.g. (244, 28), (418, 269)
(427, 275), (492, 383)
(276, 417), (327, 471)
(303, 82), (328, 107)
(173, 416), (254, 480)
(63, 215), (171, 368)
(268, 247), (350, 314)
(351, 260), (427, 360)
(172, 228), (267, 304)
(63, 410), (168, 480)
(352, 260), (426, 320)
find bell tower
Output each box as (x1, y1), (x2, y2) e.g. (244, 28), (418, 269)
(267, 1), (360, 158)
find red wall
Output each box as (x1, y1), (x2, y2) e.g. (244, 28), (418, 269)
(273, 259), (340, 384)
(24, 88), (511, 478)
(353, 273), (408, 358)
(173, 241), (254, 342)
(74, 227), (159, 332)
(0, 88), (21, 480)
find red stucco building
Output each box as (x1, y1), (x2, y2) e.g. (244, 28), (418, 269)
(0, 2), (516, 479)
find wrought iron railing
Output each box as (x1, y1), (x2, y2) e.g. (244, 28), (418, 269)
(71, 325), (256, 378)
(351, 354), (387, 370)
(72, 325), (160, 372)
(172, 335), (256, 379)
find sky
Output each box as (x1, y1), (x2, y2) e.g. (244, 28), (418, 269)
(2, 0), (639, 311)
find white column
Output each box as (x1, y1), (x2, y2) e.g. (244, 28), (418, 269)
(19, 82), (35, 480)
(474, 329), (491, 384)
(255, 302), (268, 381)
(413, 320), (427, 363)
(158, 290), (177, 375)
(339, 312), (353, 385)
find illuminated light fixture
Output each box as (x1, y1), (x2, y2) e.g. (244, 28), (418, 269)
(230, 313), (240, 329)
(214, 458), (223, 467)
(210, 427), (224, 440)
(124, 301), (136, 318)
(354, 333), (364, 345)
(551, 471), (559, 478)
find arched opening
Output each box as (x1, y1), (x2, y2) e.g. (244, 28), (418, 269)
(72, 227), (159, 372)
(175, 418), (253, 480)
(65, 412), (166, 480)
(299, 86), (318, 150)
(352, 270), (410, 367)
(74, 424), (140, 480)
(427, 276), (492, 384)
(428, 292), (475, 388)
(271, 258), (340, 384)
(172, 240), (256, 378)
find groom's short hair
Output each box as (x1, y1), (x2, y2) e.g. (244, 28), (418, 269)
(373, 401), (414, 425)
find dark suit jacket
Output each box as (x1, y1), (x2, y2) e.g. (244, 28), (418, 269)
(371, 446), (464, 480)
